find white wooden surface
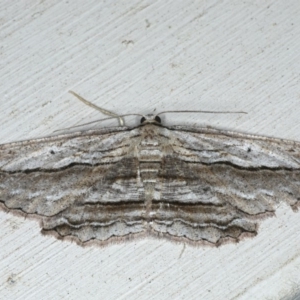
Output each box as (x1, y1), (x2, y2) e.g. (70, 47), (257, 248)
(0, 1), (300, 299)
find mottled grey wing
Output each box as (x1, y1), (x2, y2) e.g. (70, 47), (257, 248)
(150, 126), (300, 245)
(0, 128), (146, 244)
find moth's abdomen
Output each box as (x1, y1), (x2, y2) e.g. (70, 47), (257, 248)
(137, 135), (163, 186)
(139, 162), (161, 184)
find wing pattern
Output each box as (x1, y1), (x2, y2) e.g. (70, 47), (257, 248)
(150, 126), (300, 244)
(0, 128), (147, 243)
(0, 123), (299, 246)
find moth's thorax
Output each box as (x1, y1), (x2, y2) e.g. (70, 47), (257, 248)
(137, 125), (163, 162)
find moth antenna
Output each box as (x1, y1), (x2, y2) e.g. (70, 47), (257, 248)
(157, 110), (247, 116)
(54, 114), (143, 133)
(69, 91), (125, 126)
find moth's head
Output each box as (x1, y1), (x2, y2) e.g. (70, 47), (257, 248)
(140, 114), (162, 125)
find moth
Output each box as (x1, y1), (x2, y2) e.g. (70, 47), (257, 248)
(0, 94), (299, 246)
